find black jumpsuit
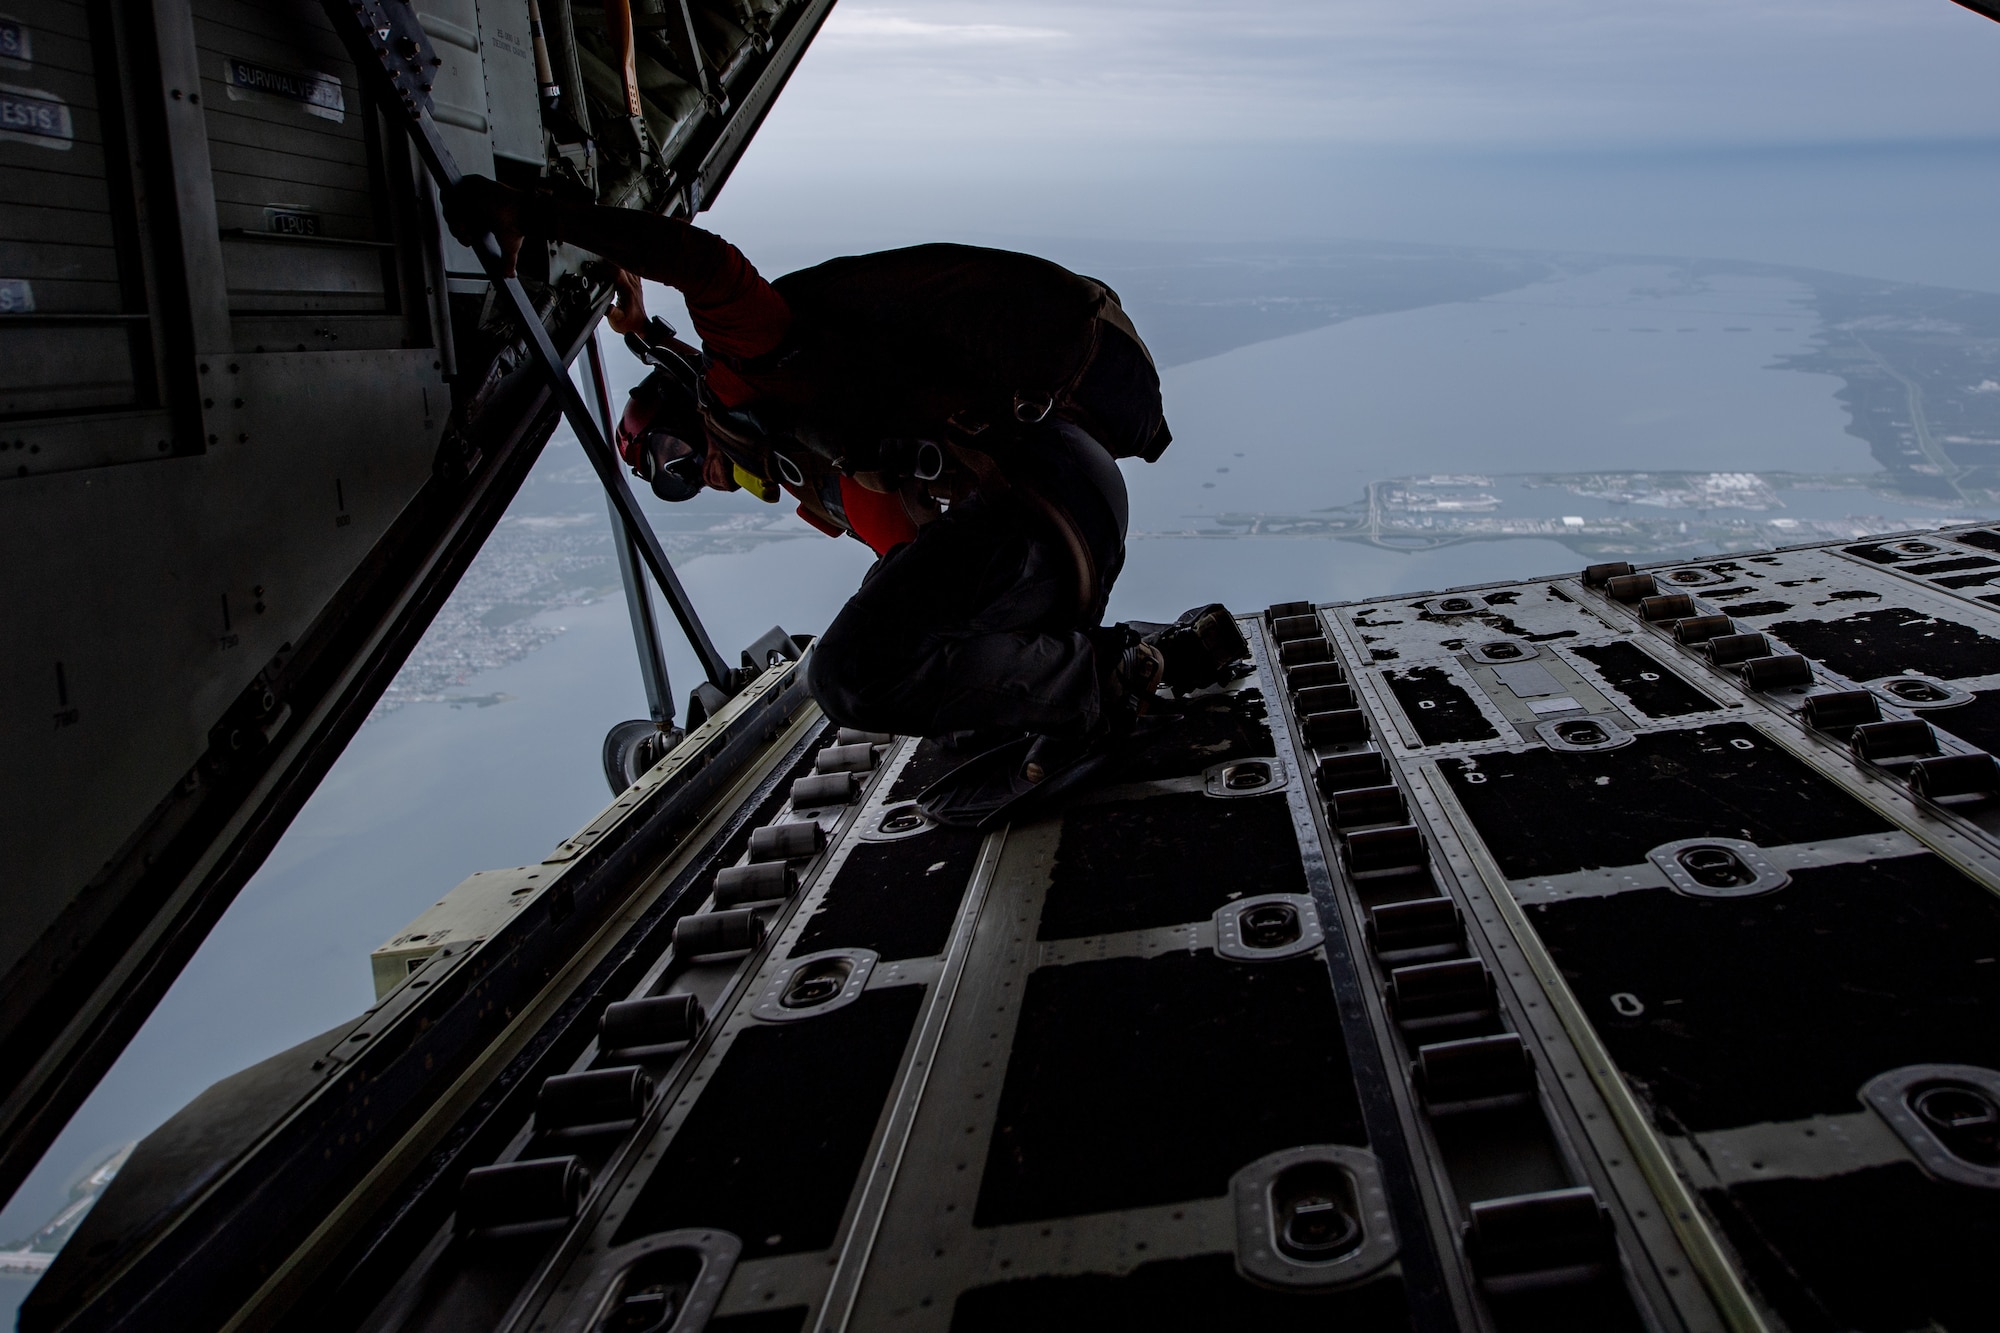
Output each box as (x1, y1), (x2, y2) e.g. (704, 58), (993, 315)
(509, 198), (1167, 742)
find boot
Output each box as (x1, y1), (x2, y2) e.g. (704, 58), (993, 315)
(918, 727), (1119, 830)
(1139, 604), (1250, 694)
(918, 631), (1172, 830)
(920, 659), (1144, 830)
(1102, 637), (1166, 727)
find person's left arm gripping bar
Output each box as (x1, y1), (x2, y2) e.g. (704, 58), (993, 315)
(443, 177), (791, 393)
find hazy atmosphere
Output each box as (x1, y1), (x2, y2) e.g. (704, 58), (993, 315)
(8, 0), (2000, 1308)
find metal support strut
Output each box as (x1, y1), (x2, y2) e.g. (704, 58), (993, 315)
(586, 330), (676, 725)
(328, 0), (734, 688)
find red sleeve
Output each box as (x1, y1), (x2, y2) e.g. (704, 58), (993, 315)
(666, 230), (791, 364)
(532, 201), (791, 367)
(794, 502), (844, 539)
(703, 359), (757, 408)
(838, 477), (920, 556)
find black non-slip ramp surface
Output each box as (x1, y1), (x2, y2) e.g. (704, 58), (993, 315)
(793, 827), (985, 961)
(974, 951), (1363, 1225)
(1918, 688), (2000, 755)
(1526, 853), (2000, 1131)
(1764, 606), (2000, 681)
(808, 674), (1434, 1333)
(1568, 640), (1719, 718)
(887, 738), (970, 803)
(1037, 790), (1306, 939)
(1310, 535), (2000, 1333)
(1953, 529), (2000, 554)
(950, 1253), (1412, 1333)
(708, 1310), (811, 1333)
(1708, 1165), (2000, 1333)
(1438, 721), (1892, 879)
(1382, 664), (1501, 745)
(613, 986), (925, 1256)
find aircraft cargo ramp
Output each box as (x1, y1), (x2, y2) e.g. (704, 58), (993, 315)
(35, 526), (2000, 1332)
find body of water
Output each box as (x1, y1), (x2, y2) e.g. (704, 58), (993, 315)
(1134, 265), (1869, 535)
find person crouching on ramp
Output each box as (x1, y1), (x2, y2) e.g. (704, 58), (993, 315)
(445, 179), (1247, 827)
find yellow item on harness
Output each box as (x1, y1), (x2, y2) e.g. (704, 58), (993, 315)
(734, 463), (779, 502)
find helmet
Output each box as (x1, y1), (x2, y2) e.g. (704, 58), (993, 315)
(617, 367), (708, 502)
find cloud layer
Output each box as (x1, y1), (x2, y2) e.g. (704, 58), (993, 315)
(704, 2), (2000, 291)
(773, 0), (2000, 151)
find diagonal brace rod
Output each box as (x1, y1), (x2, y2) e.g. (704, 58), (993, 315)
(455, 171), (731, 686)
(332, 1), (733, 687)
(587, 329), (676, 724)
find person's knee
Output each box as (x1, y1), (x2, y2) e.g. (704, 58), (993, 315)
(805, 615), (865, 725)
(807, 605), (907, 731)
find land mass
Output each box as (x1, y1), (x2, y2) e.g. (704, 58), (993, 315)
(1149, 470), (1979, 560)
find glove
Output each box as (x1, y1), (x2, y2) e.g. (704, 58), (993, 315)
(701, 446), (739, 493)
(606, 267), (648, 335)
(1143, 604), (1250, 694)
(440, 174), (528, 278)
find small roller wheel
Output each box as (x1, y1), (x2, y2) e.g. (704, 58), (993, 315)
(602, 719), (680, 796)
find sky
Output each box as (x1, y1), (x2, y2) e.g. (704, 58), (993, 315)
(779, 0), (1998, 149)
(704, 0), (2000, 290)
